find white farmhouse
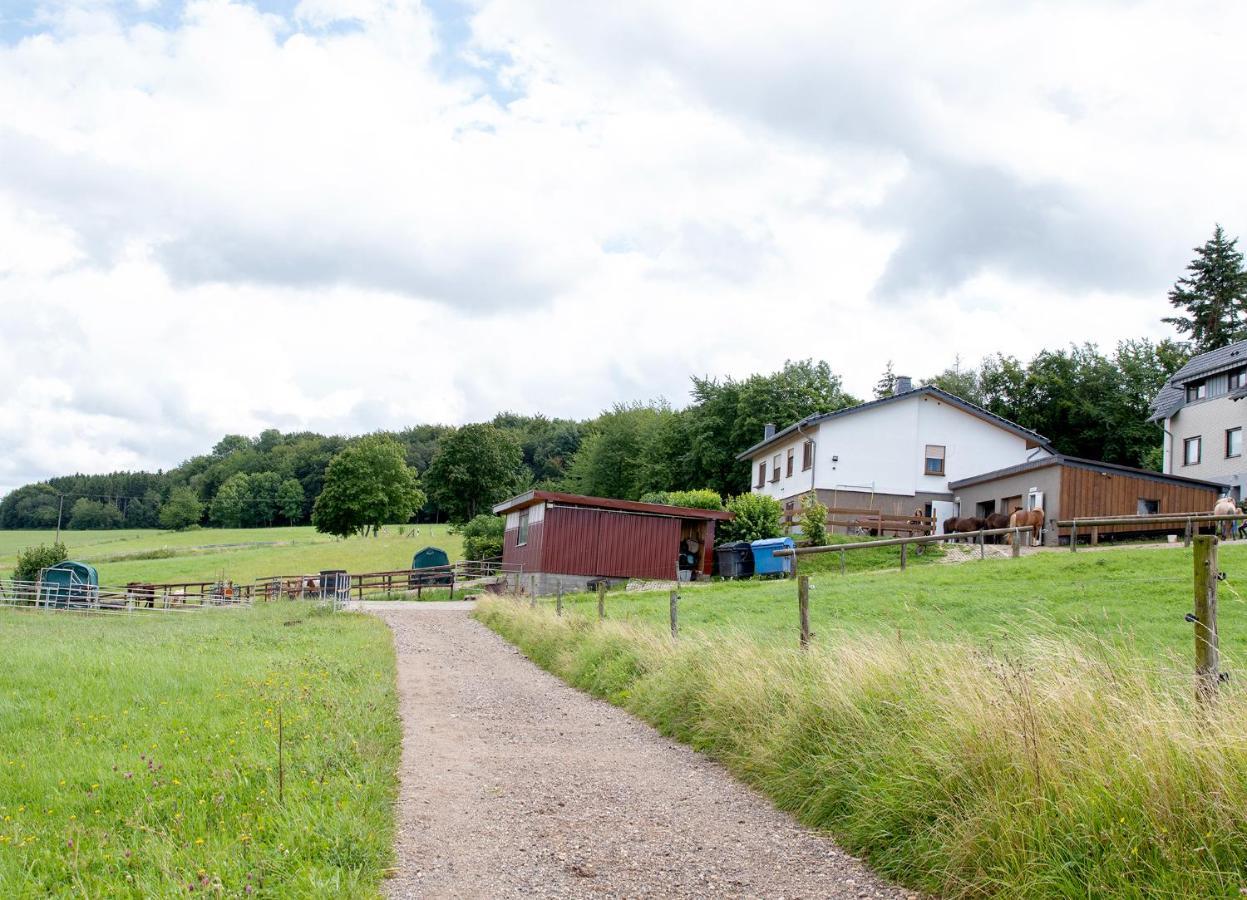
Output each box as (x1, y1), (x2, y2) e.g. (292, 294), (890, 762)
(737, 380), (1053, 523)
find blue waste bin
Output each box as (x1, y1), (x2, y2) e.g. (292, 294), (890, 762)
(750, 537), (796, 577)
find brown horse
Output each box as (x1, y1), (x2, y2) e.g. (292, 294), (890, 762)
(944, 516), (985, 542)
(1008, 507), (1044, 546)
(984, 511), (1012, 542)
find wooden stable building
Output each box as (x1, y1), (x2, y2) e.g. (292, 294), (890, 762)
(493, 491), (734, 595)
(948, 455), (1224, 545)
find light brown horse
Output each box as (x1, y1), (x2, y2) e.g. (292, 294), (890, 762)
(1214, 497), (1240, 539)
(1008, 507), (1044, 546)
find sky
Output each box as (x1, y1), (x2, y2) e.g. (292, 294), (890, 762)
(1, 0), (1244, 495)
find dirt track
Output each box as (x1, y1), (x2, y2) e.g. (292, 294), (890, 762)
(373, 605), (914, 899)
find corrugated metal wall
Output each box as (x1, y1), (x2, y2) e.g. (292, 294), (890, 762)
(534, 506), (683, 581)
(502, 520), (545, 571)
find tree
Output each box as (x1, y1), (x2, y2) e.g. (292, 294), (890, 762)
(638, 489), (724, 510)
(67, 498), (124, 530)
(563, 403), (676, 500)
(210, 473), (250, 528)
(459, 514), (505, 560)
(159, 487), (203, 531)
(277, 478), (305, 524)
(1163, 225), (1247, 353)
(14, 542), (67, 583)
(718, 493), (783, 543)
(924, 355), (983, 404)
(874, 360), (897, 399)
(312, 435), (425, 538)
(424, 424), (523, 523)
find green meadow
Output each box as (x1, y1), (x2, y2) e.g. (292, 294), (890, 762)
(0, 602), (399, 898)
(0, 525), (464, 586)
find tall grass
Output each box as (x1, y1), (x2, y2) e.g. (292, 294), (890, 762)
(478, 596), (1247, 897)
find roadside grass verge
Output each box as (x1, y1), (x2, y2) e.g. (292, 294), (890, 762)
(0, 603), (400, 897)
(478, 588), (1247, 897)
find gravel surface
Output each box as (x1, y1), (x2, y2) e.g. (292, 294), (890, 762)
(372, 606), (917, 899)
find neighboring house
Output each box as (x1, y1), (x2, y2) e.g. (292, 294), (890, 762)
(949, 455), (1222, 545)
(738, 380), (1053, 523)
(492, 491), (734, 595)
(1149, 342), (1247, 497)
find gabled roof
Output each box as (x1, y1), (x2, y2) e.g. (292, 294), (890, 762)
(735, 386), (1052, 460)
(1149, 340), (1247, 422)
(492, 490), (734, 520)
(947, 453), (1227, 491)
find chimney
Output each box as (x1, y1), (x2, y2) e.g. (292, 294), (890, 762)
(895, 375), (912, 393)
(763, 423), (776, 441)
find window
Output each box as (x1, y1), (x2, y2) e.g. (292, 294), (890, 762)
(801, 439), (814, 471)
(786, 447), (794, 477)
(517, 510), (530, 546)
(757, 463), (766, 488)
(1229, 427), (1243, 459)
(1231, 369), (1247, 391)
(1187, 381), (1208, 402)
(771, 454), (781, 482)
(1138, 498), (1160, 515)
(1184, 436), (1202, 466)
(924, 444), (946, 476)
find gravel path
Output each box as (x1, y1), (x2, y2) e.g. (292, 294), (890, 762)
(373, 606), (915, 899)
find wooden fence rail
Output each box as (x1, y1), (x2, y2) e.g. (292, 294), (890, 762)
(1054, 513), (1247, 551)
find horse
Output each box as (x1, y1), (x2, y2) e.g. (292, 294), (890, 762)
(943, 516), (985, 542)
(984, 511), (1012, 542)
(1214, 497), (1240, 540)
(1008, 507), (1044, 546)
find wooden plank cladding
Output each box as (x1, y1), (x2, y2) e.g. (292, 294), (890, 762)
(1057, 466), (1218, 536)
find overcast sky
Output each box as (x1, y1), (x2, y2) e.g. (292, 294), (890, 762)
(1, 0), (1243, 494)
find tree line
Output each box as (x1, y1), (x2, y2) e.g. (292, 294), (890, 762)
(2, 225), (1244, 532)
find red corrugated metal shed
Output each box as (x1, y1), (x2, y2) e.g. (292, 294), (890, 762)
(493, 492), (731, 581)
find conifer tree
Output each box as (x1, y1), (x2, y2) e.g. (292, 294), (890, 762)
(1163, 225), (1247, 353)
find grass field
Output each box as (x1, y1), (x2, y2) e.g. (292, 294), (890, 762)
(0, 602), (399, 897)
(481, 543), (1247, 897)
(0, 526), (463, 586)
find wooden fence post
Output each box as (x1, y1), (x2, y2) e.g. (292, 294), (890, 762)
(1090, 525), (1099, 547)
(900, 541), (908, 571)
(556, 581), (563, 617)
(1184, 518), (1193, 548)
(1012, 528), (1021, 558)
(798, 575), (811, 649)
(978, 530), (985, 559)
(839, 550), (846, 576)
(597, 582), (606, 621)
(529, 575), (536, 609)
(669, 590), (678, 638)
(1193, 535), (1220, 706)
(1070, 522), (1077, 552)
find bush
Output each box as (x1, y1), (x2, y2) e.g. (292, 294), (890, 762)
(798, 495), (828, 547)
(461, 514), (505, 560)
(14, 542), (68, 583)
(638, 489), (725, 511)
(719, 493), (782, 543)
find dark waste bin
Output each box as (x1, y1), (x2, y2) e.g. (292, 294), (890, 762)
(715, 541), (754, 579)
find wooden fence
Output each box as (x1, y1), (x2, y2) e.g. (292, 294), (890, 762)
(783, 506), (936, 537)
(1055, 513), (1247, 550)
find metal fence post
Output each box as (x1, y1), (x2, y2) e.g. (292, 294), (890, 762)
(1192, 535), (1220, 707)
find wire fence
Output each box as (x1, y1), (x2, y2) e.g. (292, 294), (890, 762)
(0, 578), (252, 615)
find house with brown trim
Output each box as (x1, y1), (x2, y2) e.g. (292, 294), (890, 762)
(737, 380), (1053, 527)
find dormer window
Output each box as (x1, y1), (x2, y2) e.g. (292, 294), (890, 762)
(1186, 381), (1208, 402)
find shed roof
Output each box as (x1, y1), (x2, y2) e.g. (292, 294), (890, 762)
(947, 454), (1227, 491)
(492, 490), (735, 521)
(735, 385), (1052, 460)
(1148, 340), (1247, 422)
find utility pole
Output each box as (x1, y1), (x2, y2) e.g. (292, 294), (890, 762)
(55, 495), (64, 543)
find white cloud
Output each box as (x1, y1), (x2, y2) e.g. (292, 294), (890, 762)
(0, 0), (1240, 492)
